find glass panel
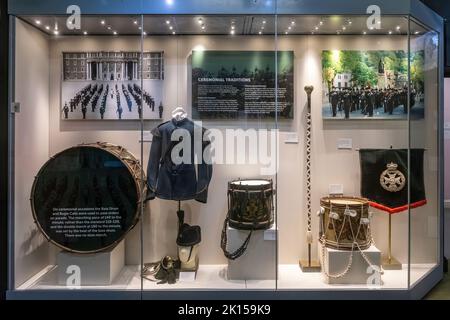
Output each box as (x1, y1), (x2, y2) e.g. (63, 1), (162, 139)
(408, 17), (440, 287)
(276, 14), (410, 290)
(12, 12), (144, 296)
(141, 14), (278, 294)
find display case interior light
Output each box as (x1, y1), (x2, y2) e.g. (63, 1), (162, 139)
(18, 15), (426, 36)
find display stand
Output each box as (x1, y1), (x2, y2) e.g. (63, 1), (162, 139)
(57, 240), (125, 286)
(226, 225), (276, 280)
(382, 214), (402, 270)
(319, 243), (381, 285)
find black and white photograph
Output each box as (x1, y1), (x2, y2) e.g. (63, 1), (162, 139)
(61, 51), (164, 120)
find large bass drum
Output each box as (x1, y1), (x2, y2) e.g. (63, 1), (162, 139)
(319, 196), (372, 251)
(227, 179), (274, 230)
(30, 142), (145, 254)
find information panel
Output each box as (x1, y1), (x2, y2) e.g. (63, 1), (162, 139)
(192, 51), (294, 119)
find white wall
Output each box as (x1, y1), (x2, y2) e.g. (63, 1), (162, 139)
(14, 19), (51, 288)
(14, 29), (439, 284)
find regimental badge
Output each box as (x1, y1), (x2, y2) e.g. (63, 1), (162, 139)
(379, 162), (406, 193)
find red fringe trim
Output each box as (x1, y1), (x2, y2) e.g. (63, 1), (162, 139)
(369, 200), (427, 214)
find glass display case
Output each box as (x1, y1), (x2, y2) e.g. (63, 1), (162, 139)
(5, 0), (444, 299)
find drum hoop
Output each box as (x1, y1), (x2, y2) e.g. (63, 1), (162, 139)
(320, 196), (369, 209)
(228, 179), (273, 191)
(30, 142), (146, 254)
(322, 239), (372, 251)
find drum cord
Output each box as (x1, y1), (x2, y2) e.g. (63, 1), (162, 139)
(220, 190), (254, 260)
(320, 203), (382, 279)
(220, 217), (253, 260)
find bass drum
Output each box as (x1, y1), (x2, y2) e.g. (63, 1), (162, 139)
(30, 142), (145, 254)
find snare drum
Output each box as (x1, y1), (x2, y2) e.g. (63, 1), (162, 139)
(30, 142), (146, 254)
(227, 179), (274, 230)
(319, 196), (372, 250)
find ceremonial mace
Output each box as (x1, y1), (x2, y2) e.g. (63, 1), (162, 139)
(299, 85), (321, 272)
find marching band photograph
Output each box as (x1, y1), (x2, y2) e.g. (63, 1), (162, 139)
(322, 50), (425, 120)
(61, 51), (164, 120)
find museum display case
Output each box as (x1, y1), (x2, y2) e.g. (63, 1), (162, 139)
(4, 0), (444, 299)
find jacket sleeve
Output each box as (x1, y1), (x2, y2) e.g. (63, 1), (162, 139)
(195, 128), (213, 203)
(146, 126), (162, 201)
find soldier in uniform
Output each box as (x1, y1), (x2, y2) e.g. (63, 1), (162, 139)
(159, 101), (164, 119)
(386, 89), (394, 115)
(100, 106), (105, 120)
(117, 106), (123, 120)
(343, 89), (352, 119)
(351, 88), (359, 112)
(81, 105), (87, 119)
(150, 98), (155, 112)
(337, 88), (344, 112)
(360, 89), (367, 115)
(368, 89), (375, 117)
(91, 98), (96, 113)
(330, 87), (339, 117)
(63, 103), (69, 119)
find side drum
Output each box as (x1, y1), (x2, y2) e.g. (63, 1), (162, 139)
(227, 179), (274, 230)
(319, 196), (372, 250)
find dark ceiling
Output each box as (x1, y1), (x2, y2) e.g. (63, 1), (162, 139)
(19, 15), (428, 37)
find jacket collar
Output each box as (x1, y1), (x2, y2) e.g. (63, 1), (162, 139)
(171, 117), (189, 126)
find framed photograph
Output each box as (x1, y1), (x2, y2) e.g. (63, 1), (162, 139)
(61, 51), (164, 120)
(322, 50), (425, 120)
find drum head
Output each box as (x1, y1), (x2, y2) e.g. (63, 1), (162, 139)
(328, 199), (364, 205)
(321, 196), (368, 207)
(230, 180), (270, 186)
(31, 145), (140, 253)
